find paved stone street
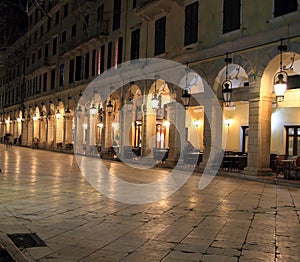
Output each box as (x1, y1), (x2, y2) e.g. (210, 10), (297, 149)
(0, 145), (299, 261)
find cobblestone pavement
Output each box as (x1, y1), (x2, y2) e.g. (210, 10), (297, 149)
(0, 145), (299, 261)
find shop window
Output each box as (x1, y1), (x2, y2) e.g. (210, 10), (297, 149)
(285, 126), (300, 156)
(131, 28), (140, 60)
(154, 16), (166, 56)
(274, 0), (297, 17)
(223, 0), (241, 34)
(184, 1), (198, 46)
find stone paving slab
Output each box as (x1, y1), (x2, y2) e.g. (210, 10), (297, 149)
(0, 145), (299, 261)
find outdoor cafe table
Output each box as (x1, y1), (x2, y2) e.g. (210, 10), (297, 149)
(222, 155), (247, 172)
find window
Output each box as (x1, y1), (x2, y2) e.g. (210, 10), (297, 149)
(92, 49), (96, 76)
(83, 15), (89, 30)
(107, 42), (112, 69)
(47, 19), (51, 31)
(38, 48), (42, 60)
(51, 68), (56, 90)
(37, 75), (41, 94)
(63, 3), (69, 17)
(131, 28), (140, 60)
(52, 37), (57, 56)
(155, 17), (166, 56)
(32, 53), (35, 64)
(84, 53), (89, 79)
(44, 43), (49, 58)
(69, 59), (74, 83)
(75, 56), (82, 81)
(285, 126), (300, 156)
(40, 24), (44, 37)
(71, 24), (77, 37)
(61, 31), (66, 43)
(43, 72), (47, 92)
(59, 64), (64, 86)
(133, 0), (137, 9)
(55, 11), (60, 25)
(184, 1), (198, 46)
(113, 0), (121, 31)
(97, 45), (105, 74)
(97, 4), (104, 22)
(117, 37), (123, 65)
(223, 0), (241, 34)
(274, 0), (297, 17)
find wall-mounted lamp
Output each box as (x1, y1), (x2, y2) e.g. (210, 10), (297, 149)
(222, 53), (233, 107)
(181, 64), (191, 110)
(193, 119), (201, 128)
(224, 118), (233, 126)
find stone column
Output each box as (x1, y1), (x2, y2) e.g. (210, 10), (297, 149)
(244, 96), (273, 176)
(166, 101), (186, 165)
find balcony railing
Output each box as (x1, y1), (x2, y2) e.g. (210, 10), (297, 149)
(60, 21), (109, 55)
(25, 57), (49, 75)
(136, 0), (157, 9)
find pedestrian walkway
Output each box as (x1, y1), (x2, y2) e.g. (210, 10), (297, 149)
(0, 145), (299, 261)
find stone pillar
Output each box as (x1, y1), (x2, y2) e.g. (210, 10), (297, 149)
(166, 101), (186, 165)
(244, 96), (273, 176)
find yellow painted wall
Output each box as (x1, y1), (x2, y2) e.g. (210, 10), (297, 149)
(271, 89), (300, 154)
(223, 102), (249, 152)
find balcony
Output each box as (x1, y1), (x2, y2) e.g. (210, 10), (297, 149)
(60, 21), (109, 55)
(25, 57), (49, 75)
(136, 0), (182, 22)
(72, 0), (97, 12)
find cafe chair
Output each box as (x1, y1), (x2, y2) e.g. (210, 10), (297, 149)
(274, 155), (287, 177)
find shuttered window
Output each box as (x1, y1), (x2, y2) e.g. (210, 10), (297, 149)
(184, 2), (198, 46)
(274, 0), (297, 17)
(223, 0), (241, 34)
(155, 17), (166, 56)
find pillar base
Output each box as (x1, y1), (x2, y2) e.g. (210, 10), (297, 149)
(243, 167), (273, 176)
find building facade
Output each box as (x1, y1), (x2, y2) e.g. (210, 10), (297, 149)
(0, 0), (300, 176)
